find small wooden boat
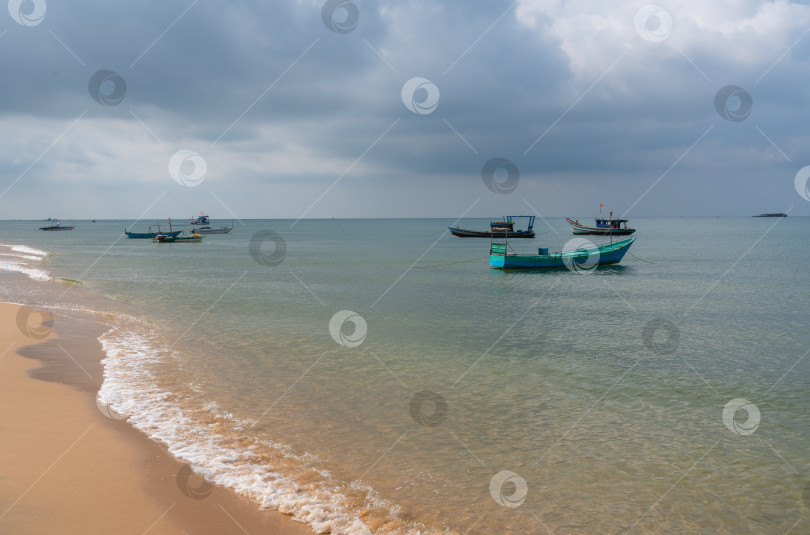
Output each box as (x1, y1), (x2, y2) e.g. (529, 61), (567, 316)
(450, 216), (535, 238)
(195, 221), (233, 234)
(39, 220), (74, 231)
(153, 231), (203, 243)
(490, 236), (635, 270)
(125, 220), (182, 239)
(126, 229), (182, 239)
(566, 213), (635, 235)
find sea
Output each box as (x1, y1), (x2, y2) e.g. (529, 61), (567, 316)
(1, 217), (808, 534)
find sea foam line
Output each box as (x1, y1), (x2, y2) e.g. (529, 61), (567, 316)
(97, 328), (436, 535)
(10, 244), (49, 257)
(0, 260), (50, 281)
(0, 244), (51, 281)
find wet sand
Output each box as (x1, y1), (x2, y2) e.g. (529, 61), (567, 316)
(0, 301), (313, 535)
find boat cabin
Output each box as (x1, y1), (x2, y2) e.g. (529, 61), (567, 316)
(490, 221), (514, 231)
(594, 218), (629, 230)
(490, 216), (534, 232)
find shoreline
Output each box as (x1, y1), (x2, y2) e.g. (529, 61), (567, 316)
(0, 301), (313, 535)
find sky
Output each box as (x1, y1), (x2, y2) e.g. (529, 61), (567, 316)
(2, 0), (810, 220)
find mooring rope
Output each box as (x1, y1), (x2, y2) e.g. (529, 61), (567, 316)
(628, 251), (655, 264)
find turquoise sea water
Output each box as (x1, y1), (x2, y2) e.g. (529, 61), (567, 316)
(2, 217), (809, 533)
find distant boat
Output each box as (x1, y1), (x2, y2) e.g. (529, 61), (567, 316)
(490, 236), (636, 269)
(39, 220), (74, 231)
(190, 214), (210, 225)
(753, 213), (787, 218)
(450, 216), (535, 238)
(126, 229), (182, 239)
(195, 221), (233, 234)
(125, 221), (181, 239)
(566, 213), (635, 235)
(153, 230), (203, 243)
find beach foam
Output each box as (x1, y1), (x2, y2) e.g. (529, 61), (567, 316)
(98, 327), (440, 535)
(10, 245), (49, 257)
(0, 244), (50, 281)
(0, 261), (50, 281)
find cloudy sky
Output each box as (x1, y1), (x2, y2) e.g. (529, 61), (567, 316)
(2, 0), (810, 220)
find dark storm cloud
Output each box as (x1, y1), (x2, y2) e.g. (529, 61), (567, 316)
(1, 0), (810, 218)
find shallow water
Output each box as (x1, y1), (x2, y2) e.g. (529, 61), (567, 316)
(2, 217), (808, 533)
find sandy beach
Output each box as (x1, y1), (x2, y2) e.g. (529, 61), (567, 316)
(0, 301), (313, 535)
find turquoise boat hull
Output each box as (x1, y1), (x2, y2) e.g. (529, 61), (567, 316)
(125, 229), (182, 239)
(490, 237), (636, 270)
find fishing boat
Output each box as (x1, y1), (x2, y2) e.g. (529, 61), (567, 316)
(753, 213), (787, 218)
(490, 234), (635, 270)
(195, 221), (233, 234)
(153, 231), (203, 243)
(126, 229), (182, 239)
(190, 214), (210, 225)
(39, 220), (75, 231)
(125, 220), (182, 239)
(450, 216), (535, 238)
(566, 212), (635, 235)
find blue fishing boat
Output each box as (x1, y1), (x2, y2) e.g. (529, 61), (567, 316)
(490, 236), (635, 270)
(126, 229), (182, 239)
(125, 220), (182, 239)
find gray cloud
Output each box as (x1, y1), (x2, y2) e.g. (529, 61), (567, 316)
(1, 0), (809, 218)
